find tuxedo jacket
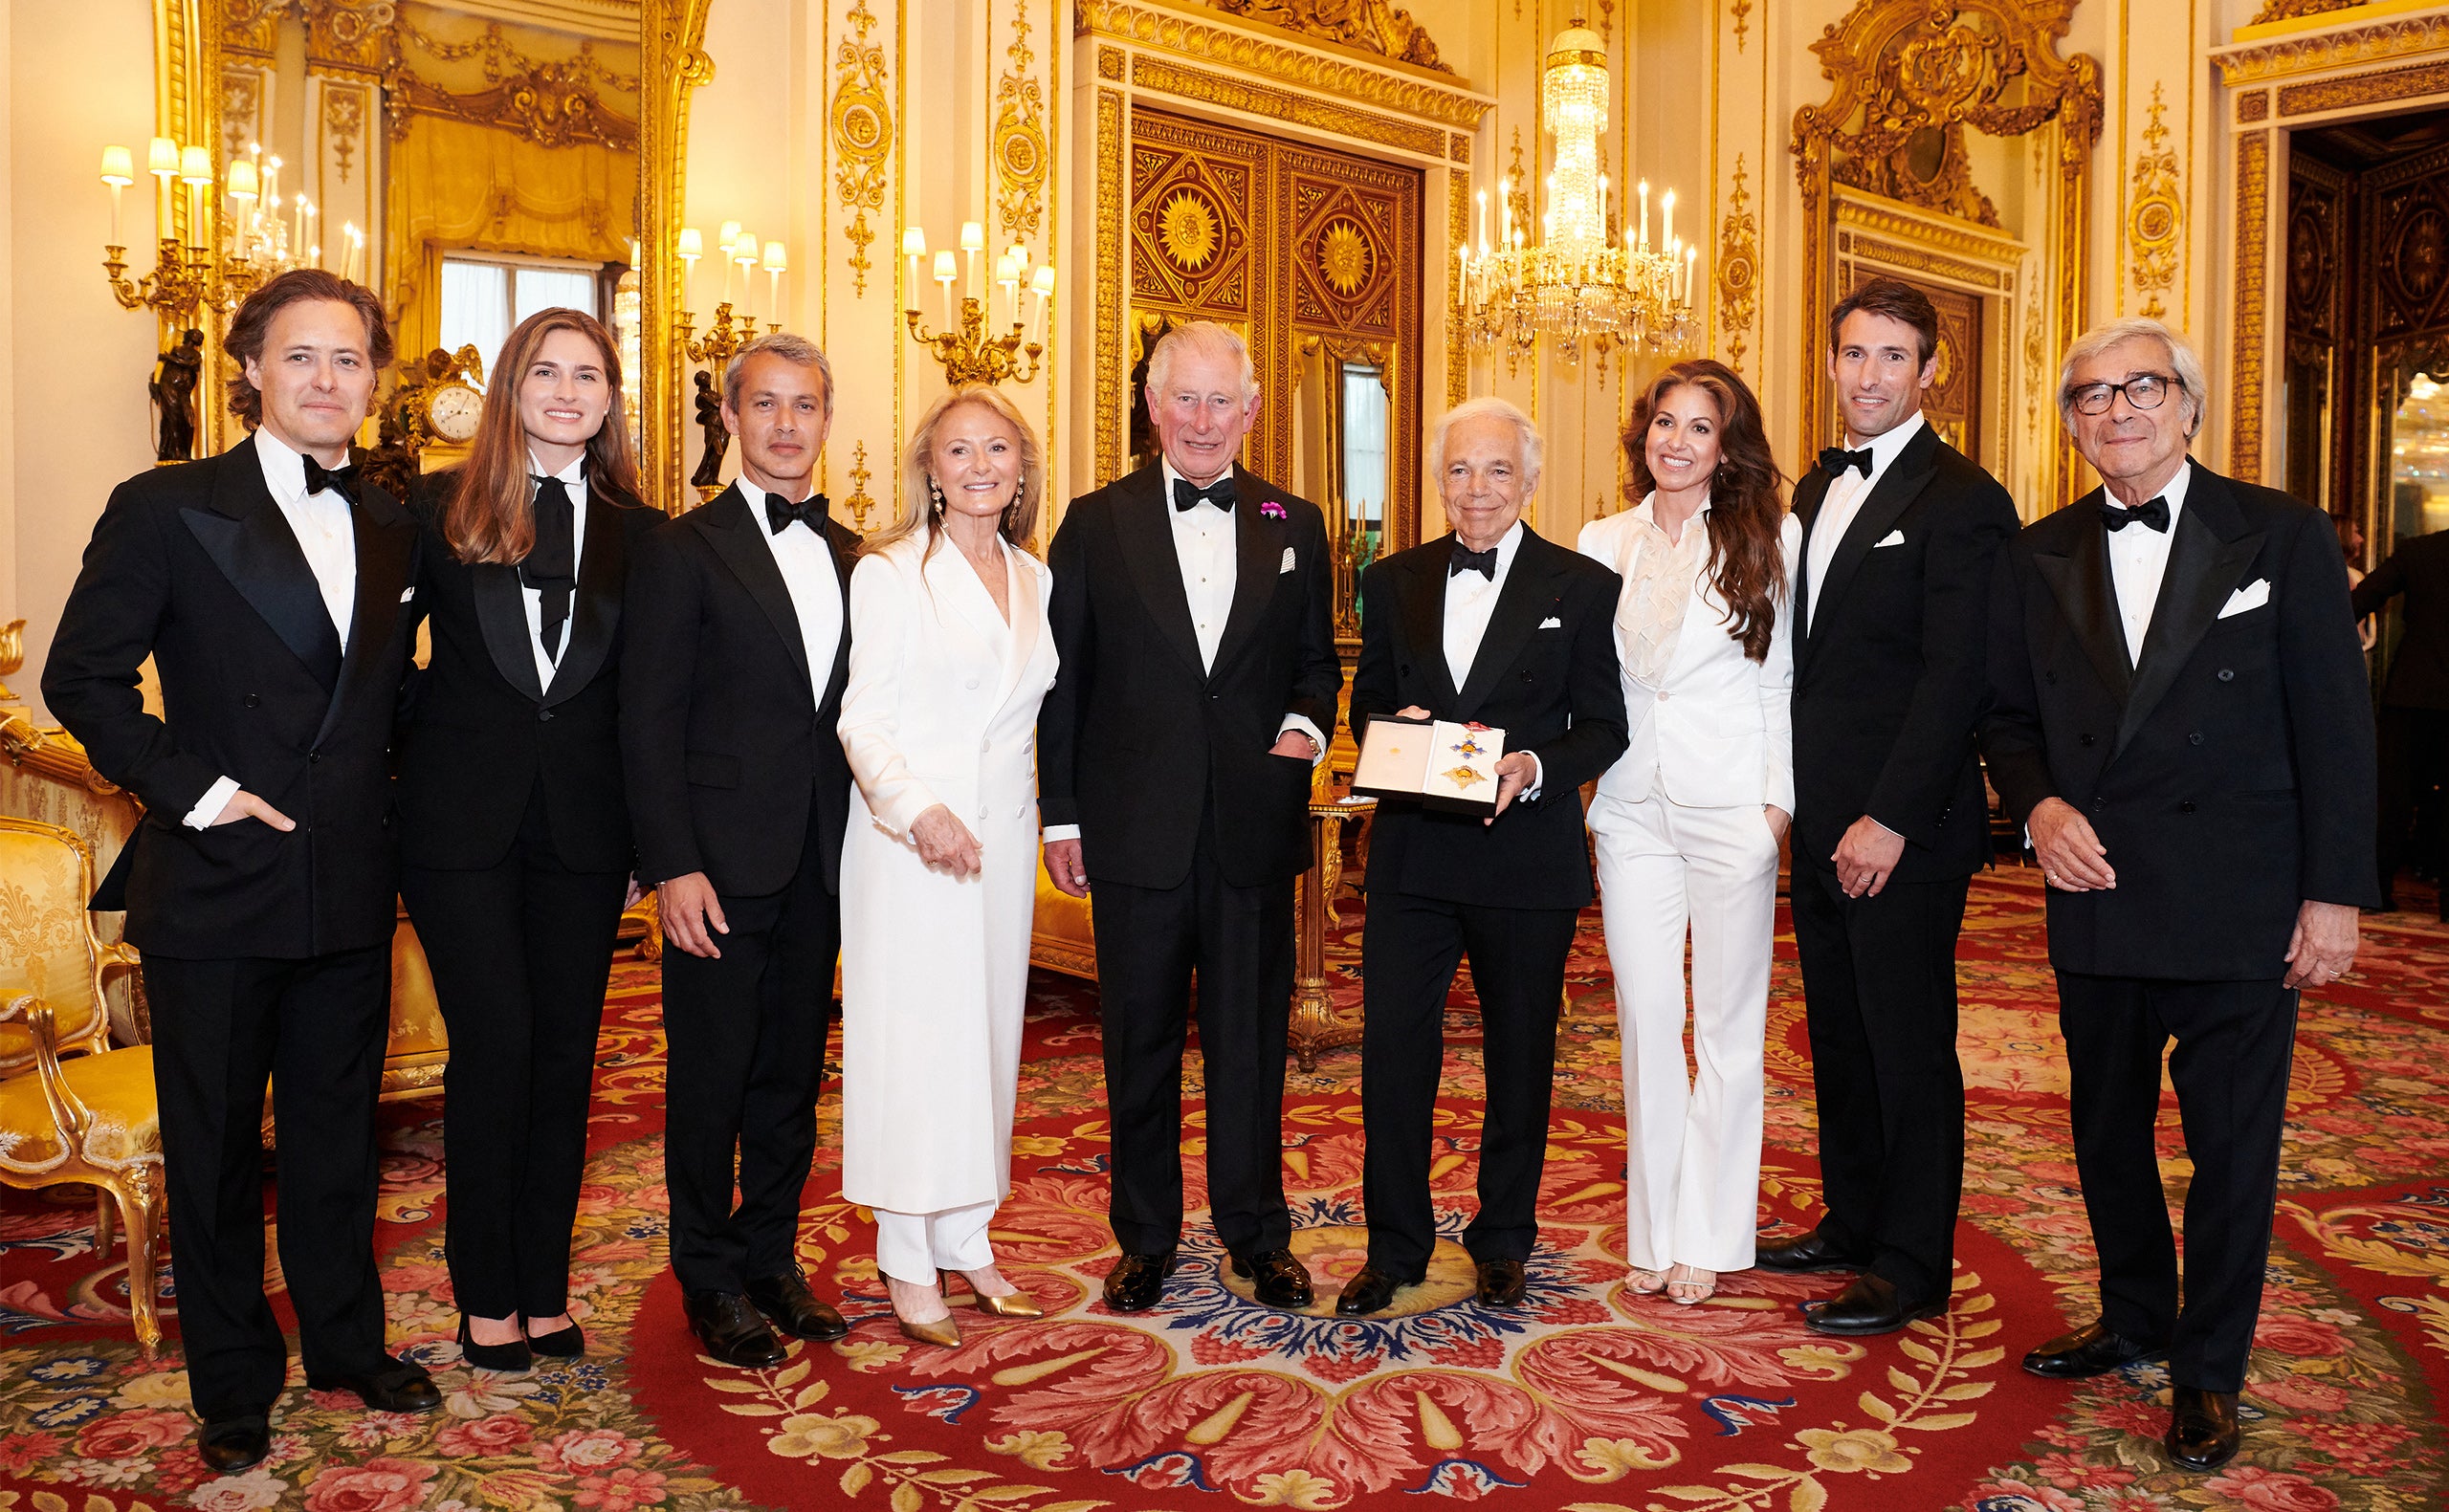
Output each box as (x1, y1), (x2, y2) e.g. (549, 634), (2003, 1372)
(1038, 462), (1341, 889)
(2351, 527), (2449, 710)
(1984, 462), (2380, 980)
(1790, 422), (2019, 883)
(619, 484), (859, 898)
(43, 443), (420, 959)
(396, 470), (661, 872)
(1351, 527), (1628, 911)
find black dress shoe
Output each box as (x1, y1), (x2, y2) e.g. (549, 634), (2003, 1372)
(305, 1357), (441, 1413)
(745, 1269), (850, 1342)
(524, 1319), (585, 1358)
(1473, 1257), (1528, 1308)
(1754, 1230), (1869, 1274)
(2022, 1319), (2170, 1379)
(457, 1315), (534, 1373)
(1231, 1248), (1314, 1309)
(1333, 1264), (1408, 1317)
(684, 1289), (786, 1367)
(197, 1413), (271, 1473)
(2167, 1386), (2242, 1472)
(1102, 1251), (1177, 1312)
(1801, 1273), (1945, 1336)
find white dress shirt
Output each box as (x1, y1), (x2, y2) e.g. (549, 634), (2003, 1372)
(1803, 409), (1927, 631)
(523, 451), (589, 691)
(736, 476), (847, 686)
(1443, 518), (1543, 795)
(2103, 460), (2191, 664)
(184, 428), (361, 829)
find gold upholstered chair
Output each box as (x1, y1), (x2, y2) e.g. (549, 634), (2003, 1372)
(0, 815), (163, 1352)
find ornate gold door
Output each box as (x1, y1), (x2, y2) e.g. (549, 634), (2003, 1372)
(1122, 108), (1423, 575)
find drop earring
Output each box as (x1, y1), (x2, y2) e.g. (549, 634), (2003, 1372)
(928, 476), (945, 517)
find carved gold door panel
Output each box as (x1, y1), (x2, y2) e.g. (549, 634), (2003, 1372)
(1122, 108), (1422, 567)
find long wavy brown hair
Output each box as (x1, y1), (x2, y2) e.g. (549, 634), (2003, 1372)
(1622, 359), (1788, 663)
(442, 308), (645, 564)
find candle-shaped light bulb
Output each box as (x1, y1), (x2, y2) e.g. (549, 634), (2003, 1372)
(677, 227), (703, 260)
(959, 220), (984, 297)
(901, 226), (925, 310)
(101, 145), (134, 246)
(762, 241), (787, 274)
(1685, 244), (1697, 305)
(717, 219), (740, 252)
(178, 144), (212, 185)
(733, 231), (758, 269)
(1029, 263), (1055, 345)
(147, 137), (179, 177)
(226, 159), (258, 203)
(933, 249), (959, 330)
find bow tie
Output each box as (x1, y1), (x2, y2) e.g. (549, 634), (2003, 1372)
(1172, 474), (1235, 513)
(2101, 495), (2172, 534)
(301, 453), (362, 503)
(1818, 446), (1874, 480)
(764, 490), (830, 536)
(1449, 541), (1499, 580)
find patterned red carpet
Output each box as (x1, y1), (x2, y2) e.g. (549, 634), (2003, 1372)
(2, 866), (2445, 1511)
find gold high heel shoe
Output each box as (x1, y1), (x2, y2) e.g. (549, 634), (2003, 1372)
(958, 1267), (1043, 1319)
(889, 1276), (961, 1348)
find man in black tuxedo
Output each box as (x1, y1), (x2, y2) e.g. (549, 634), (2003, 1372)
(1039, 321), (1341, 1313)
(2351, 527), (2449, 911)
(1986, 319), (2376, 1472)
(44, 270), (435, 1471)
(622, 334), (859, 1365)
(1335, 398), (1627, 1318)
(1763, 277), (2019, 1337)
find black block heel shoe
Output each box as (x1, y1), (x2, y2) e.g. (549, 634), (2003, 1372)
(458, 1315), (534, 1374)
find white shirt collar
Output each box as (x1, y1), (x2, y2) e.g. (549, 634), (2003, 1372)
(1457, 518), (1526, 575)
(1631, 490), (1712, 529)
(2106, 457), (2192, 522)
(1845, 409), (1927, 474)
(1160, 456), (1235, 504)
(735, 475), (823, 536)
(253, 426), (314, 501)
(529, 450), (587, 487)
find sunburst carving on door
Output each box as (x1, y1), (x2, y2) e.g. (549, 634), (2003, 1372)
(1317, 218), (1376, 296)
(1160, 189), (1223, 271)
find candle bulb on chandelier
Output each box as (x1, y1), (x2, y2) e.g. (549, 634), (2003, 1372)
(933, 249), (958, 332)
(764, 242), (787, 321)
(959, 221), (985, 299)
(676, 227), (703, 308)
(342, 222), (363, 283)
(1684, 245), (1697, 306)
(993, 253), (1018, 328)
(99, 145), (134, 248)
(148, 138), (178, 240)
(901, 227), (925, 308)
(1028, 262), (1055, 347)
(179, 144), (212, 252)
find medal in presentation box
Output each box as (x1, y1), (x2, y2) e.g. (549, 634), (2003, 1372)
(1353, 718), (1507, 815)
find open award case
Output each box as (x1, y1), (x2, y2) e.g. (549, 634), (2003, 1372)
(1352, 717), (1507, 816)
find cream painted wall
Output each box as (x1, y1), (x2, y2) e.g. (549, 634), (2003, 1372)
(11, 1), (165, 722)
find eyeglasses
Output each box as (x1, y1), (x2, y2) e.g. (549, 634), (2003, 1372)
(2066, 373), (2178, 415)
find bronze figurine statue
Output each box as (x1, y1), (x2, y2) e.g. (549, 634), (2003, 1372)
(689, 369), (730, 490)
(150, 329), (205, 463)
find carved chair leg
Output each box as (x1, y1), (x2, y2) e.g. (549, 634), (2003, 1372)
(94, 1184), (115, 1260)
(105, 1168), (164, 1355)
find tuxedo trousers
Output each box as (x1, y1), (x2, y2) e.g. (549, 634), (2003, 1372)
(1788, 862), (1969, 1308)
(401, 781), (628, 1320)
(659, 815), (841, 1294)
(1359, 887), (1579, 1280)
(143, 943), (392, 1419)
(1590, 793), (1781, 1273)
(1089, 805), (1296, 1259)
(2056, 972), (2297, 1392)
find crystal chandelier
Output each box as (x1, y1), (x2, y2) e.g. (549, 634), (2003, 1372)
(1455, 19), (1696, 365)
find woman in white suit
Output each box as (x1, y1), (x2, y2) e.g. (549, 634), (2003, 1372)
(839, 383), (1057, 1346)
(1578, 359), (1799, 1307)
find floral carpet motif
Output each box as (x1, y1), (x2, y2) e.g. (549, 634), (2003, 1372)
(0, 867), (2444, 1511)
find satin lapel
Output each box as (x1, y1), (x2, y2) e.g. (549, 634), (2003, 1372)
(1402, 542), (1458, 708)
(1113, 465), (1206, 677)
(2031, 495), (2131, 705)
(695, 486), (815, 702)
(1807, 426), (1941, 645)
(180, 447), (344, 687)
(1788, 468), (1832, 671)
(471, 562), (546, 702)
(820, 518), (859, 706)
(2112, 470), (2265, 759)
(542, 491), (628, 709)
(314, 485), (415, 746)
(1210, 464), (1288, 678)
(1457, 532), (1562, 717)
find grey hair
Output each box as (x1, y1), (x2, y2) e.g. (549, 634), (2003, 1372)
(1429, 396), (1544, 492)
(1144, 320), (1258, 405)
(2058, 318), (2208, 440)
(723, 331), (834, 412)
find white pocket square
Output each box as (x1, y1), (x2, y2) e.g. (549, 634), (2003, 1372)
(1873, 530), (1906, 548)
(2218, 579), (2271, 618)
(399, 587), (415, 602)
(1280, 547), (1296, 574)
(1539, 616), (1563, 629)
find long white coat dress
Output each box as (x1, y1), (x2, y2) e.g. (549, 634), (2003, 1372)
(837, 531), (1058, 1282)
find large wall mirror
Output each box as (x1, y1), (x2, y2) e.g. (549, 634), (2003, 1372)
(1292, 335), (1390, 643)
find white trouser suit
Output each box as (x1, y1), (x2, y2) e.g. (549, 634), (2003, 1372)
(1578, 505), (1798, 1273)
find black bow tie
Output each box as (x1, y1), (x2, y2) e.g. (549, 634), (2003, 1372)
(1818, 446), (1874, 480)
(1449, 541), (1499, 580)
(1172, 474), (1235, 513)
(301, 453), (361, 503)
(2101, 495), (2172, 534)
(523, 475), (578, 658)
(764, 490), (830, 536)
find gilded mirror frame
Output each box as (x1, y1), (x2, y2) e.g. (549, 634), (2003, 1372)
(638, 0), (717, 514)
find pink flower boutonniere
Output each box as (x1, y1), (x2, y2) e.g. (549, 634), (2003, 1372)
(1259, 499), (1287, 520)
